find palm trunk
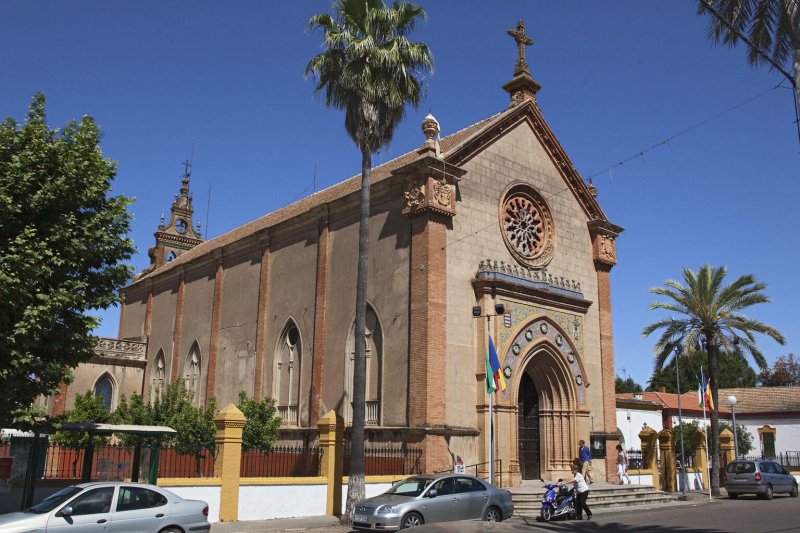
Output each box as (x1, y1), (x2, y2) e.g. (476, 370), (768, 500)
(343, 149), (371, 523)
(708, 335), (721, 496)
(793, 48), (800, 140)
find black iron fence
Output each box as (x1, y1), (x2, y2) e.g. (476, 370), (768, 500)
(740, 451), (800, 469)
(343, 445), (422, 476)
(240, 446), (322, 477)
(626, 449), (643, 470)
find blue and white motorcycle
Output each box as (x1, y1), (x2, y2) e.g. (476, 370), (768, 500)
(540, 479), (576, 522)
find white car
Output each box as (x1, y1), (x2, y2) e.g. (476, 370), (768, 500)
(0, 481), (210, 533)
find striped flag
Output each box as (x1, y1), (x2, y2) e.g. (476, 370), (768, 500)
(698, 367), (705, 408)
(705, 376), (714, 410)
(487, 336), (506, 394)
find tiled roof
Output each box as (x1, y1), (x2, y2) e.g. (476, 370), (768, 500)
(132, 110), (504, 285)
(617, 387), (800, 415)
(718, 387), (800, 414)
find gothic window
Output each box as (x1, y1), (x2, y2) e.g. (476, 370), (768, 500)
(150, 350), (166, 400)
(344, 304), (383, 426)
(94, 374), (114, 411)
(274, 321), (302, 426)
(184, 342), (202, 405)
(499, 183), (555, 268)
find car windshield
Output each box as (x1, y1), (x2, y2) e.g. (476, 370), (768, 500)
(385, 477), (435, 497)
(27, 486), (84, 513)
(725, 462), (755, 474)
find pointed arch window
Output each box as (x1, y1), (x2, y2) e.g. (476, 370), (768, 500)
(94, 374), (114, 411)
(344, 305), (383, 426)
(184, 343), (202, 405)
(274, 321), (302, 426)
(151, 350), (166, 400)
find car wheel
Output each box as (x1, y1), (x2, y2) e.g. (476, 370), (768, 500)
(763, 484), (773, 500)
(540, 506), (553, 522)
(728, 493), (738, 499)
(791, 484), (798, 498)
(400, 512), (423, 530)
(483, 506), (502, 522)
(158, 528), (183, 533)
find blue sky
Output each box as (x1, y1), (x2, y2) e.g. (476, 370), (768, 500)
(3, 1), (797, 388)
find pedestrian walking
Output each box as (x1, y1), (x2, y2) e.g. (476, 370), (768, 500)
(578, 439), (593, 484)
(561, 463), (592, 520)
(616, 444), (631, 484)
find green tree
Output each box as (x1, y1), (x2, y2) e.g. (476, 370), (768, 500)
(647, 349), (758, 392)
(757, 353), (800, 386)
(615, 374), (644, 393)
(0, 93), (134, 426)
(720, 421), (754, 456)
(643, 265), (785, 495)
(237, 391), (281, 450)
(671, 420), (701, 466)
(306, 0), (433, 519)
(697, 0), (800, 120)
(51, 391), (112, 478)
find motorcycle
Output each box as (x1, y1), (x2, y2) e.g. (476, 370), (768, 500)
(540, 479), (576, 522)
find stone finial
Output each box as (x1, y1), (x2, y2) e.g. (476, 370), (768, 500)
(420, 114), (441, 156)
(587, 178), (598, 198)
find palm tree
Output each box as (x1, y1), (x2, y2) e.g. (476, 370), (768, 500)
(305, 0), (433, 520)
(697, 0), (800, 121)
(642, 265), (784, 495)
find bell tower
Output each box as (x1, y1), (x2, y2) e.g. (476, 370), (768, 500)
(139, 161), (203, 277)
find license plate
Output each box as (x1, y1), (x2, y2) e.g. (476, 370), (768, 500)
(354, 514), (369, 522)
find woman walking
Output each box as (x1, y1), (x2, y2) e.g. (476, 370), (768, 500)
(616, 444), (631, 484)
(561, 463), (592, 520)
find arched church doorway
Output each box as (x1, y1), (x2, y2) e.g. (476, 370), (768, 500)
(518, 372), (540, 479)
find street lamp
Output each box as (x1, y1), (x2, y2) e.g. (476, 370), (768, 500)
(674, 344), (687, 499)
(473, 303), (505, 486)
(727, 395), (739, 460)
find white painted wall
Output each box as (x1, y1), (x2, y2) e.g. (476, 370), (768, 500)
(738, 417), (800, 456)
(164, 485), (220, 523)
(238, 484), (328, 521)
(341, 482), (394, 516)
(616, 408), (661, 449)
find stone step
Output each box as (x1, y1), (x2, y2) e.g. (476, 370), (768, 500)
(509, 485), (678, 514)
(513, 493), (677, 511)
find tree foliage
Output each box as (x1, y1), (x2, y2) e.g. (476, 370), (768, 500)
(647, 349), (757, 392)
(0, 93), (134, 426)
(719, 421), (754, 456)
(51, 391), (112, 448)
(671, 420), (701, 465)
(642, 265), (784, 495)
(237, 391), (281, 450)
(615, 375), (644, 393)
(757, 353), (800, 386)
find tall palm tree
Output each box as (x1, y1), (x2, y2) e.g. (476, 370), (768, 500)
(305, 0), (433, 520)
(642, 265), (784, 495)
(697, 0), (800, 121)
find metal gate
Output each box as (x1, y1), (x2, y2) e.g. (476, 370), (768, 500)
(518, 373), (540, 480)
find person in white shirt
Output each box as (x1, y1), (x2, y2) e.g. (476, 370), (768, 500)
(616, 444), (631, 484)
(561, 463), (592, 520)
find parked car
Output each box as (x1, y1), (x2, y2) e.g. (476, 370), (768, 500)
(724, 459), (799, 499)
(0, 481), (210, 532)
(351, 473), (514, 531)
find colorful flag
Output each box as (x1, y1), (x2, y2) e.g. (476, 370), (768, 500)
(705, 376), (714, 410)
(485, 349), (496, 394)
(698, 367), (705, 408)
(488, 336), (506, 393)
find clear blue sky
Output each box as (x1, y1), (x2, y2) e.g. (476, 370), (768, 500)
(3, 1), (797, 388)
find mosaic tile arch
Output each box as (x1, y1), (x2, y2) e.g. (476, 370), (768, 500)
(498, 315), (588, 404)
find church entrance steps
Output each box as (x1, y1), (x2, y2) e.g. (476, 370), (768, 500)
(508, 483), (679, 516)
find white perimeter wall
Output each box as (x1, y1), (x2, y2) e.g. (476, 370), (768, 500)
(238, 484), (328, 521)
(164, 486), (220, 523)
(616, 409), (662, 449)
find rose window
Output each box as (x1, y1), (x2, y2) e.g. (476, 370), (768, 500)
(499, 184), (555, 267)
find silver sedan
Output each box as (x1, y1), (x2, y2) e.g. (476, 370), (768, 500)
(351, 474), (515, 531)
(0, 481), (210, 533)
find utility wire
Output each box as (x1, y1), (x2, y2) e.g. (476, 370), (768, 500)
(588, 82), (785, 180)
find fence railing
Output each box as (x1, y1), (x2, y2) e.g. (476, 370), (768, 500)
(740, 451), (800, 469)
(343, 445), (422, 476)
(240, 446), (321, 477)
(626, 449), (643, 470)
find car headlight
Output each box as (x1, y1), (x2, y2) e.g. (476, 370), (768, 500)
(376, 505), (397, 514)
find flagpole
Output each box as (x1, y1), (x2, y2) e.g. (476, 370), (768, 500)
(701, 368), (712, 501)
(475, 303), (505, 487)
(487, 314), (495, 486)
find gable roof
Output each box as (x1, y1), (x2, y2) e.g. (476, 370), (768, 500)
(617, 387), (800, 416)
(131, 100), (610, 286)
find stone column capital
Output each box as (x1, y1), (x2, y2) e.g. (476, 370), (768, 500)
(588, 220), (624, 268)
(392, 155), (466, 219)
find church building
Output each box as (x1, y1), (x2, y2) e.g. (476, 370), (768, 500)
(55, 21), (623, 485)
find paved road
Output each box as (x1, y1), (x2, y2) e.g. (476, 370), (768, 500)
(525, 493), (799, 533)
(212, 493), (799, 533)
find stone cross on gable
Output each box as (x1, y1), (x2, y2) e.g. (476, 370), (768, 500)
(507, 19), (533, 76)
(182, 159), (192, 178)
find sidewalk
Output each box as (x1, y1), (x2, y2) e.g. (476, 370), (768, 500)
(210, 515), (349, 533)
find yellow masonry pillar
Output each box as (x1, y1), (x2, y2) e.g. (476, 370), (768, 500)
(658, 428), (676, 492)
(638, 427), (659, 489)
(318, 410), (344, 517)
(214, 404), (246, 522)
(719, 428), (735, 467)
(692, 428), (709, 490)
